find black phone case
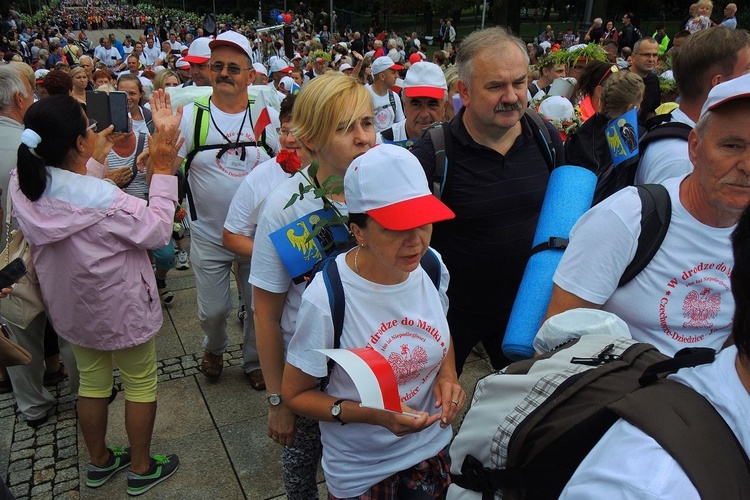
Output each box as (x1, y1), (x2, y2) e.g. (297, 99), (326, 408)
(0, 258), (27, 289)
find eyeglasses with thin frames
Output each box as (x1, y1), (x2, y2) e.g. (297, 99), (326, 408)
(86, 120), (98, 133)
(209, 62), (252, 75)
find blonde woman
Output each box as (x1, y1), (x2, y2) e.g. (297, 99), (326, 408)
(251, 73), (376, 499)
(69, 66), (88, 104)
(565, 70), (645, 175)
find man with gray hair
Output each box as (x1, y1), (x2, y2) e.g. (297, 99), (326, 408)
(78, 55), (96, 90)
(636, 27), (750, 184)
(410, 26), (564, 375)
(585, 18), (604, 43)
(0, 64), (78, 426)
(722, 3), (738, 29)
(546, 73), (750, 358)
(557, 75), (750, 497)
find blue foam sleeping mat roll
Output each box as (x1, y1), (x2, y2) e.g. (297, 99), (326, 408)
(502, 165), (597, 361)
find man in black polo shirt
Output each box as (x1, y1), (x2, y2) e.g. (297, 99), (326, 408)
(411, 26), (564, 375)
(630, 38), (662, 125)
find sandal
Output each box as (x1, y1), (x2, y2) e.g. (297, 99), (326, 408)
(201, 351), (223, 380)
(244, 369), (265, 391)
(43, 364), (68, 386)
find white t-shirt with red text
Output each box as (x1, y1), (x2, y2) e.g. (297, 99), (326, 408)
(553, 175), (735, 356)
(286, 251), (452, 497)
(178, 101), (278, 244)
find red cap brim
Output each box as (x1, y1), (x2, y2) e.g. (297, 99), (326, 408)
(182, 55), (209, 64)
(367, 194), (455, 231)
(404, 86), (446, 100)
(391, 64), (404, 71)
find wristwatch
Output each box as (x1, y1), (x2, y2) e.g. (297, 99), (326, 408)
(331, 399), (347, 425)
(267, 393), (283, 406)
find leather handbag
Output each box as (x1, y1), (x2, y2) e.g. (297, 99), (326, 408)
(0, 194), (45, 329)
(0, 322), (31, 366)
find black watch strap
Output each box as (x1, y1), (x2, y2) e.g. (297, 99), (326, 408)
(332, 399), (347, 426)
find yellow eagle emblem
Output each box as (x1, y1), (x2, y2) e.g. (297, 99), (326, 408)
(286, 221), (321, 262)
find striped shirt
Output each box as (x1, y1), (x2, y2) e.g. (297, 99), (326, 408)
(107, 135), (149, 200)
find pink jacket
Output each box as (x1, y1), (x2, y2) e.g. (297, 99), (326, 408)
(10, 166), (177, 351)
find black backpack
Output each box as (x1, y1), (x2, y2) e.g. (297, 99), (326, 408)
(449, 335), (750, 499)
(592, 116), (692, 206)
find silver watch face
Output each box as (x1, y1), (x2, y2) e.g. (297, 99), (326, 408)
(331, 403), (342, 417)
(268, 394), (281, 406)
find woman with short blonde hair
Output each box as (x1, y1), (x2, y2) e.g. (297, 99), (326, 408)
(251, 72), (376, 498)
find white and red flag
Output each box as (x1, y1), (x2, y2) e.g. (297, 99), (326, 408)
(251, 90), (271, 141)
(316, 347), (415, 415)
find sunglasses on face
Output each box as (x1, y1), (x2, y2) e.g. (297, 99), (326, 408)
(209, 62), (251, 75)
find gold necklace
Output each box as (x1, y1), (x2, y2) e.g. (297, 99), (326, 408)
(354, 245), (362, 276)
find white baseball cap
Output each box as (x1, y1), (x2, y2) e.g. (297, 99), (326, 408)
(371, 56), (403, 75)
(183, 37), (211, 64)
(252, 62), (268, 76)
(269, 58), (292, 74)
(345, 145), (455, 231)
(175, 58), (190, 69)
(339, 63), (353, 72)
(34, 68), (49, 83)
(700, 72), (750, 119)
(209, 31), (252, 59)
(403, 62), (447, 100)
(292, 52), (302, 60)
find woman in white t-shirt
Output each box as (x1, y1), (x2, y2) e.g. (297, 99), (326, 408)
(282, 144), (464, 499)
(250, 73), (376, 499)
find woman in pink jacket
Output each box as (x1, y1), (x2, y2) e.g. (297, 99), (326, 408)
(11, 94), (181, 496)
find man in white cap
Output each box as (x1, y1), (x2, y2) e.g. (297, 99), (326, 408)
(379, 62), (447, 146)
(339, 62), (353, 75)
(305, 54), (327, 81)
(368, 56), (405, 132)
(252, 62), (269, 85)
(561, 82), (750, 500)
(268, 58), (292, 93)
(175, 58), (191, 84)
(546, 72), (750, 358)
(181, 36), (212, 87)
(171, 30), (278, 388)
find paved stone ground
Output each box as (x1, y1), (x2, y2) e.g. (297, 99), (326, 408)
(0, 240), (493, 499)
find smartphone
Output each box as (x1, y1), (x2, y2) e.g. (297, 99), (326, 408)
(86, 90), (111, 130)
(85, 91), (131, 134)
(109, 91), (130, 133)
(0, 258), (27, 289)
(0, 323), (13, 340)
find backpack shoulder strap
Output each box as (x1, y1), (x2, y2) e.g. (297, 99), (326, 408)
(429, 122), (451, 200)
(619, 184), (671, 286)
(141, 106), (155, 134)
(610, 379), (750, 498)
(640, 121), (692, 150)
(524, 108), (556, 172)
(388, 90), (397, 117)
(381, 127), (394, 142)
(419, 248), (441, 290)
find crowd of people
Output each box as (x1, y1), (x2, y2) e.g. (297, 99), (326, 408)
(0, 0), (749, 497)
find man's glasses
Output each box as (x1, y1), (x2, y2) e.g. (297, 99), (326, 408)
(86, 120), (98, 133)
(209, 62), (251, 75)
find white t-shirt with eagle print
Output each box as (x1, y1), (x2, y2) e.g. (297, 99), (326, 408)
(553, 174), (735, 356)
(286, 250), (453, 498)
